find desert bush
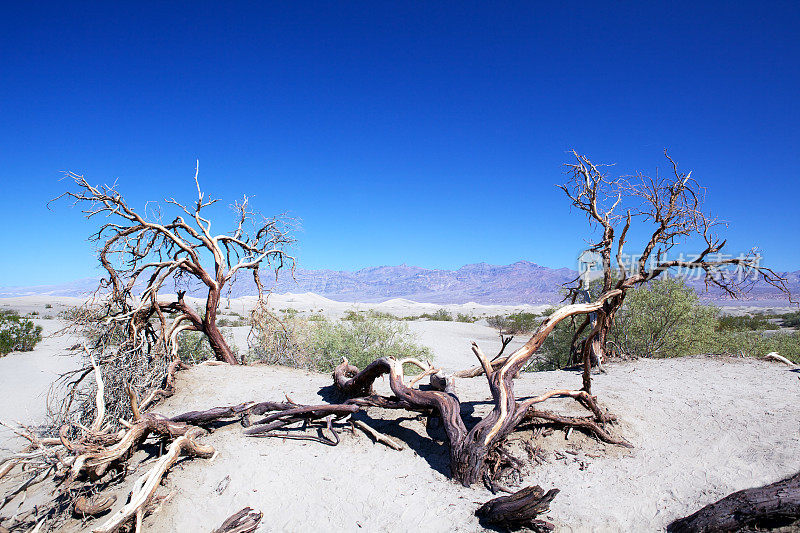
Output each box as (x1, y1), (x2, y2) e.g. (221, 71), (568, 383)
(250, 314), (431, 372)
(369, 310), (401, 320)
(487, 315), (511, 331)
(778, 311), (800, 329)
(534, 318), (581, 371)
(456, 313), (477, 323)
(217, 315), (248, 327)
(486, 312), (539, 334)
(610, 277), (719, 359)
(0, 309), (43, 356)
(717, 314), (779, 331)
(708, 330), (800, 363)
(342, 310), (365, 321)
(45, 303), (53, 309)
(343, 310), (400, 322)
(506, 312), (539, 333)
(176, 329), (239, 364)
(421, 309), (453, 321)
(533, 277), (718, 369)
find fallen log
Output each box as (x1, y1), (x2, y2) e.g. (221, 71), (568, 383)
(667, 472), (800, 532)
(476, 485), (559, 532)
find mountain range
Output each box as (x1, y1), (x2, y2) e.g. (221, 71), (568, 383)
(1, 261), (797, 306)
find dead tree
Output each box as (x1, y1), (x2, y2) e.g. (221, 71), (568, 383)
(334, 296), (632, 489)
(55, 161), (295, 365)
(333, 152), (791, 493)
(556, 150), (791, 368)
(1, 360), (359, 532)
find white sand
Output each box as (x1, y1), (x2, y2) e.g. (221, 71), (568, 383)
(0, 315), (82, 452)
(1, 295), (798, 532)
(136, 357), (800, 532)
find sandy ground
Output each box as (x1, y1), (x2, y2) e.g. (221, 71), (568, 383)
(137, 357), (800, 533)
(0, 312), (83, 452)
(1, 295), (799, 532)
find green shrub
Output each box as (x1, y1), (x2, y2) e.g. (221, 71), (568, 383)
(45, 303), (53, 309)
(343, 310), (400, 321)
(535, 318), (582, 371)
(176, 329), (239, 364)
(250, 314), (431, 372)
(216, 315), (249, 327)
(708, 330), (800, 363)
(487, 315), (511, 331)
(528, 277), (799, 370)
(486, 312), (539, 334)
(342, 310), (365, 321)
(717, 314), (779, 331)
(421, 309), (453, 321)
(610, 277), (719, 358)
(506, 312), (539, 333)
(0, 310), (43, 356)
(778, 311), (800, 329)
(456, 313), (477, 323)
(309, 316), (431, 370)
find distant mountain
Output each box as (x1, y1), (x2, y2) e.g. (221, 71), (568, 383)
(1, 262), (797, 305)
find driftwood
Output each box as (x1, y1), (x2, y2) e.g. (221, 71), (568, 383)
(73, 494), (117, 517)
(352, 419), (405, 450)
(334, 301), (629, 487)
(667, 472), (800, 532)
(476, 485), (559, 532)
(0, 348), (374, 533)
(93, 434), (215, 533)
(212, 507), (263, 533)
(763, 352), (797, 367)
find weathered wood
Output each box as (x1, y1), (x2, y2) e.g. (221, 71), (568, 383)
(333, 306), (629, 486)
(524, 408), (632, 448)
(476, 485), (559, 531)
(73, 495), (116, 517)
(667, 472), (800, 532)
(212, 507), (263, 533)
(92, 435), (215, 533)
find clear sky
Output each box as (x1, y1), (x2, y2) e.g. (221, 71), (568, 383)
(1, 2), (798, 286)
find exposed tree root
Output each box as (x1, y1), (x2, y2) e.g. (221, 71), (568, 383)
(212, 507), (263, 533)
(476, 485), (559, 532)
(352, 419), (405, 450)
(523, 409), (632, 448)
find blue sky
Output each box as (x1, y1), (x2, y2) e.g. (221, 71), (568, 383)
(1, 2), (798, 286)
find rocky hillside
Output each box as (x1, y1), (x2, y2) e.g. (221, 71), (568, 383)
(1, 261), (797, 305)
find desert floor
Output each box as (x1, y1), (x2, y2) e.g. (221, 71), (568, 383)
(1, 295), (798, 532)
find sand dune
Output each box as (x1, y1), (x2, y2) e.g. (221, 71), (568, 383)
(1, 295), (798, 532)
(145, 357), (799, 532)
